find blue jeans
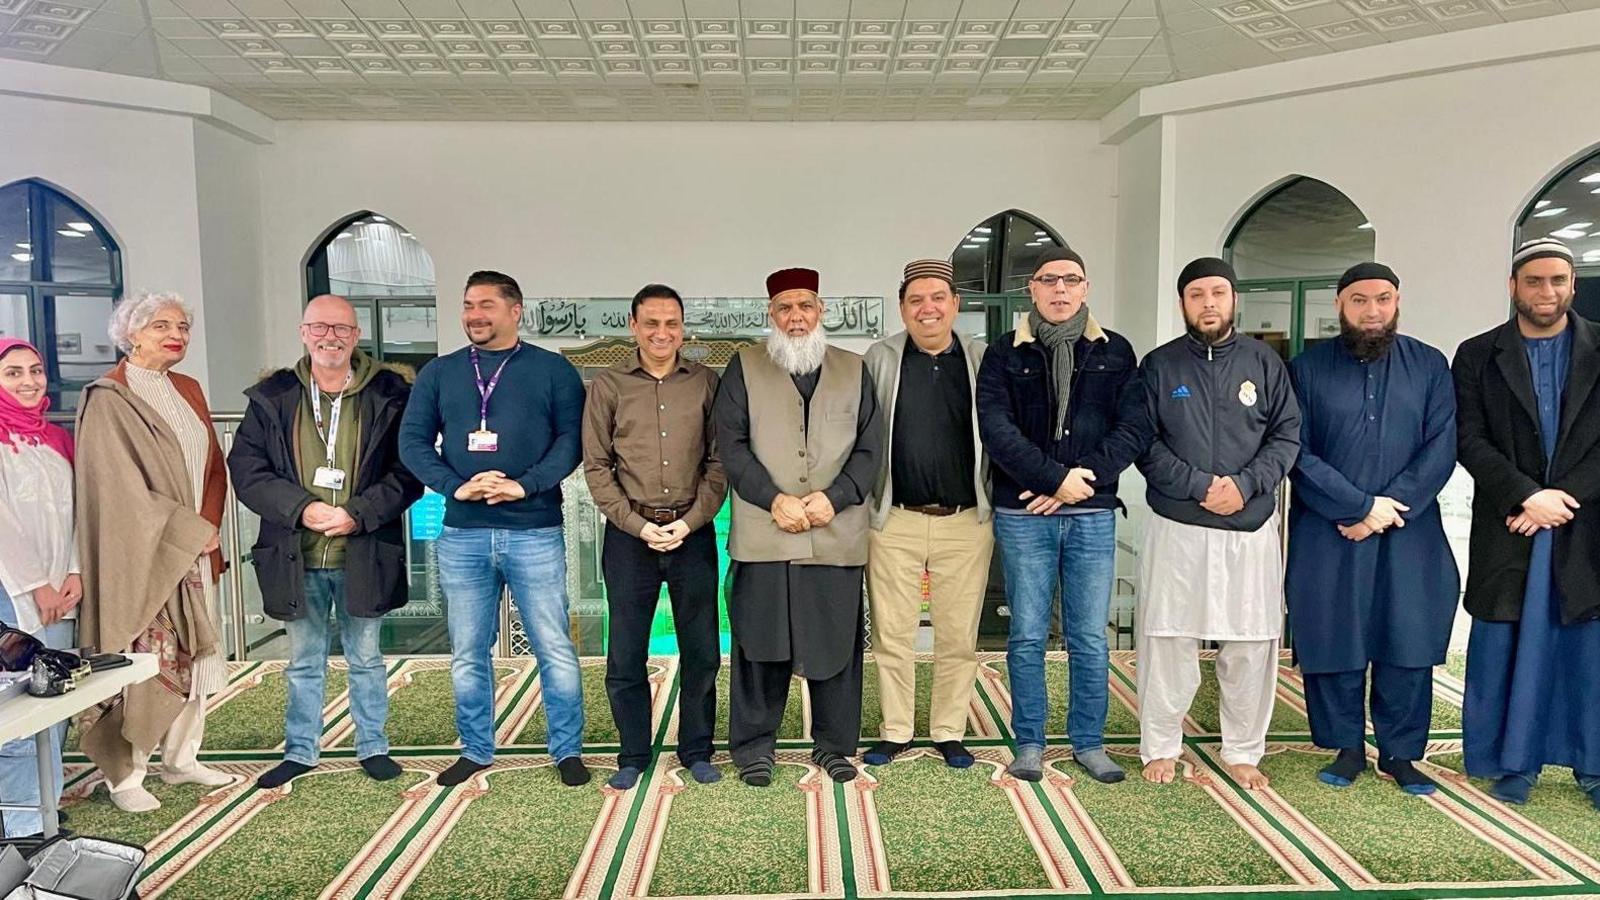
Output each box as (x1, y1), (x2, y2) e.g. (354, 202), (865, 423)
(437, 525), (584, 763)
(996, 510), (1116, 752)
(283, 570), (389, 765)
(1, 589), (75, 837)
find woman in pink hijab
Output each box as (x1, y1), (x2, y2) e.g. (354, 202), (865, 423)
(0, 337), (79, 837)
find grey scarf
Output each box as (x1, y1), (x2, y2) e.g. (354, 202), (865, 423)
(1029, 305), (1089, 440)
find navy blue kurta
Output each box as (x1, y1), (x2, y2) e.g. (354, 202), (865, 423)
(1286, 335), (1461, 674)
(1465, 327), (1600, 778)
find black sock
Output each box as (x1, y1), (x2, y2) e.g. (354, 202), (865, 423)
(739, 757), (775, 787)
(436, 757), (490, 787)
(862, 740), (911, 765)
(557, 757), (591, 787)
(1378, 756), (1438, 794)
(256, 761), (313, 789)
(813, 749), (857, 783)
(360, 754), (402, 782)
(934, 740), (975, 768)
(1318, 748), (1366, 786)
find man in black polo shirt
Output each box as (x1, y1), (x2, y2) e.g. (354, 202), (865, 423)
(862, 259), (992, 769)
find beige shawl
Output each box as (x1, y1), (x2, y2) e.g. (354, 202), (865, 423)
(73, 375), (221, 782)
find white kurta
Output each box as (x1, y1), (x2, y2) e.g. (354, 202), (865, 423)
(0, 439), (78, 635)
(1137, 513), (1285, 642)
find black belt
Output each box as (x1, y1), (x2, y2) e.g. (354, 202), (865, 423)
(633, 502), (689, 525)
(896, 503), (965, 517)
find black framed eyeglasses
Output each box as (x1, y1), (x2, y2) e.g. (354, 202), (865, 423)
(303, 322), (358, 338)
(1031, 274), (1086, 288)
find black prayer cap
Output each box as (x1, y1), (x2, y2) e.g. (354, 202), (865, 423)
(1177, 257), (1236, 296)
(1034, 246), (1087, 276)
(1337, 262), (1400, 294)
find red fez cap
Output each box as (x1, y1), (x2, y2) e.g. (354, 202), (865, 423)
(766, 267), (820, 298)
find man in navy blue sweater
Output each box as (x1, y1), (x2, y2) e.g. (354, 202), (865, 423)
(399, 270), (590, 788)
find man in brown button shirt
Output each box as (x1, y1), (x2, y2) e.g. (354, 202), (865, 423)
(582, 283), (728, 790)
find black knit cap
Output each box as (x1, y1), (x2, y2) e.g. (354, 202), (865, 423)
(1177, 257), (1236, 296)
(1034, 246), (1086, 276)
(1337, 262), (1400, 294)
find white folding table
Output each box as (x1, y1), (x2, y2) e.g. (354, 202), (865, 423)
(0, 654), (157, 838)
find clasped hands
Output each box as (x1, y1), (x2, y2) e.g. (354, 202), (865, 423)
(1017, 467), (1097, 515)
(453, 470), (527, 506)
(771, 492), (835, 533)
(640, 520), (691, 552)
(301, 500), (358, 536)
(32, 573), (83, 626)
(1505, 488), (1580, 537)
(1337, 495), (1410, 542)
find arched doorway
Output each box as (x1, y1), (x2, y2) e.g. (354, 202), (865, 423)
(0, 179), (122, 411)
(305, 212), (438, 374)
(1517, 148), (1600, 319)
(1225, 177), (1375, 359)
(949, 209), (1072, 343)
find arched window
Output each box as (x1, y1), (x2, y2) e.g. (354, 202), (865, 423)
(0, 179), (122, 411)
(1517, 148), (1600, 321)
(305, 212), (437, 372)
(951, 209), (1069, 295)
(1225, 177), (1375, 359)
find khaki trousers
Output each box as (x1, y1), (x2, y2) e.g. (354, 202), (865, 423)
(866, 507), (994, 743)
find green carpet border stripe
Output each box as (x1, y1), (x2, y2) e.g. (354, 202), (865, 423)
(351, 782), (456, 898)
(492, 661), (540, 729)
(595, 660), (683, 900)
(1426, 773), (1597, 886)
(136, 786), (261, 881)
(834, 780), (858, 899)
(320, 658), (407, 736)
(1189, 746), (1351, 891)
(1024, 778), (1105, 894)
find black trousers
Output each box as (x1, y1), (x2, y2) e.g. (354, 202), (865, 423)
(602, 521), (721, 769)
(729, 602), (864, 766)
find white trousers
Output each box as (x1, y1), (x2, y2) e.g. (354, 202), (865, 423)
(1137, 636), (1278, 766)
(107, 695), (209, 794)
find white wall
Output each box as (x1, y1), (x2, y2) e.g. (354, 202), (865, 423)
(254, 121), (1118, 362)
(193, 120), (267, 407)
(1157, 48), (1600, 358)
(0, 92), (215, 391)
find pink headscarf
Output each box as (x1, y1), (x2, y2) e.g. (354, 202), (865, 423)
(0, 338), (74, 464)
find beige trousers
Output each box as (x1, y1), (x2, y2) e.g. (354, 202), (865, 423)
(866, 507), (994, 743)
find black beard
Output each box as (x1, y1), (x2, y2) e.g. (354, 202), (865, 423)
(1185, 322), (1232, 346)
(1340, 317), (1398, 360)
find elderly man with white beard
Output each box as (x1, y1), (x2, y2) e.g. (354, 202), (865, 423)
(713, 267), (884, 787)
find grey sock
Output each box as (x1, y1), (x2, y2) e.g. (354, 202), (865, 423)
(1009, 745), (1044, 782)
(688, 761), (722, 784)
(1073, 748), (1126, 784)
(607, 766), (642, 790)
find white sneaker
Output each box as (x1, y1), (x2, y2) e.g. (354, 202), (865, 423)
(160, 765), (235, 787)
(108, 786), (161, 813)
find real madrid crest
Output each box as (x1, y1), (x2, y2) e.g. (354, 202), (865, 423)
(1238, 380), (1258, 407)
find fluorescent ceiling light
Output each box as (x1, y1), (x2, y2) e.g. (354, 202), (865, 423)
(14, 243), (27, 249)
(1357, 222), (1373, 230)
(1026, 241), (1041, 247)
(10, 253), (30, 262)
(1592, 187), (1600, 195)
(370, 215), (387, 222)
(1536, 200), (1552, 208)
(970, 236), (990, 242)
(961, 243), (981, 249)
(1565, 222), (1594, 230)
(1550, 228), (1585, 239)
(974, 227), (992, 234)
(1581, 172), (1600, 183)
(336, 232), (353, 239)
(1034, 231), (1046, 237)
(67, 222), (92, 232)
(400, 232), (414, 238)
(1534, 207), (1568, 217)
(56, 229), (83, 237)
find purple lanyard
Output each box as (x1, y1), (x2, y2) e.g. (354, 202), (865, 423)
(470, 344), (519, 430)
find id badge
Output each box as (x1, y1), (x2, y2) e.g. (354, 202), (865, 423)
(468, 430), (499, 452)
(313, 466), (347, 490)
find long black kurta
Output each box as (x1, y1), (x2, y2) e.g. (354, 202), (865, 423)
(713, 352), (882, 680)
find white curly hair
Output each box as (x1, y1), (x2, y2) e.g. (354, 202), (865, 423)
(109, 291), (194, 354)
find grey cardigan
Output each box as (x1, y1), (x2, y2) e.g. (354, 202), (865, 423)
(862, 331), (991, 530)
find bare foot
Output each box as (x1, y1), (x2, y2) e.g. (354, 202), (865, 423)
(1227, 762), (1270, 790)
(1143, 758), (1177, 784)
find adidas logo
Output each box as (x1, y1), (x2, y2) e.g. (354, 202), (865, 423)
(1171, 384), (1192, 399)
